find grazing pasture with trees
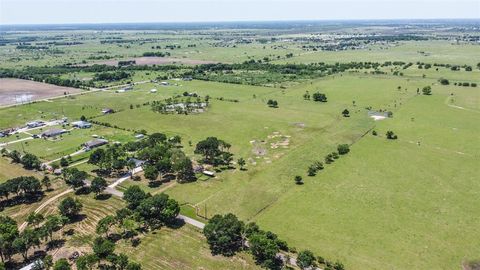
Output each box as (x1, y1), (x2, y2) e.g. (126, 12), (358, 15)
(0, 20), (479, 270)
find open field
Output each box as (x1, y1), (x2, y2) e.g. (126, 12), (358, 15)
(117, 225), (260, 270)
(0, 78), (82, 106)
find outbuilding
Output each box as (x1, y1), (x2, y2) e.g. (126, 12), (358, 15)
(202, 170), (215, 177)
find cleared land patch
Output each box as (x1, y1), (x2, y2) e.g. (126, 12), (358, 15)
(0, 78), (82, 106)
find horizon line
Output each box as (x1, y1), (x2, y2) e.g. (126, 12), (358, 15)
(2, 18), (480, 27)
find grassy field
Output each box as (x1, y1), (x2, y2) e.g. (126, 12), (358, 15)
(253, 83), (480, 269)
(0, 157), (43, 182)
(117, 225), (260, 270)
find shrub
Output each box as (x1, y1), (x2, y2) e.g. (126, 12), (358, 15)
(337, 144), (350, 155)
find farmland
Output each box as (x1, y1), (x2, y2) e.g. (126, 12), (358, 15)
(0, 20), (479, 270)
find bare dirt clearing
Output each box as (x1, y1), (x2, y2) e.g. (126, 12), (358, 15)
(87, 57), (219, 66)
(0, 78), (82, 106)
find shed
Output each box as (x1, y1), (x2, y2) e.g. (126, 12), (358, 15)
(150, 89), (157, 93)
(102, 108), (114, 114)
(202, 170), (215, 177)
(134, 134), (145, 139)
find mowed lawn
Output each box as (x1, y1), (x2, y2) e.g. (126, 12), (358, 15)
(254, 84), (480, 269)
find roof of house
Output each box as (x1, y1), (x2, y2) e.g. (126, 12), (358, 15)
(72, 120), (91, 127)
(41, 128), (65, 137)
(84, 139), (108, 148)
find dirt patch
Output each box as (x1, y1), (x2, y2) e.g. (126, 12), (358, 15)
(0, 78), (82, 106)
(85, 57), (219, 66)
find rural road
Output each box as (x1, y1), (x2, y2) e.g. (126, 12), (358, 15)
(0, 136), (33, 147)
(45, 149), (86, 165)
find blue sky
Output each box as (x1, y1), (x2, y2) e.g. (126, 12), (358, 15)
(0, 0), (479, 25)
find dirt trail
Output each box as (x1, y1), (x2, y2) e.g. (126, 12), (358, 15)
(19, 188), (74, 231)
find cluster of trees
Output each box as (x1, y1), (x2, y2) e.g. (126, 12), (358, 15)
(3, 150), (41, 170)
(194, 137), (233, 167)
(267, 99), (278, 108)
(93, 71), (131, 82)
(0, 176), (43, 206)
(203, 213), (345, 270)
(0, 195), (84, 267)
(307, 144), (349, 177)
(303, 91), (328, 102)
(122, 185), (180, 229)
(136, 133), (195, 183)
(453, 82), (477, 87)
(151, 96), (209, 115)
(88, 144), (129, 176)
(75, 238), (142, 270)
(386, 131), (398, 140)
(0, 214), (66, 266)
(142, 51), (171, 57)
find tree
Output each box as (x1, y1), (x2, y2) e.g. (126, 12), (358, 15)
(439, 78), (449, 85)
(143, 164), (159, 181)
(136, 193), (179, 228)
(96, 215), (116, 237)
(294, 175), (303, 185)
(123, 185), (147, 210)
(91, 177), (107, 198)
(58, 197), (83, 220)
(422, 86), (432, 95)
(92, 237), (115, 259)
(195, 137), (232, 166)
(126, 262), (142, 270)
(21, 153), (41, 170)
(41, 215), (65, 241)
(297, 250), (316, 269)
(76, 254), (98, 270)
(13, 228), (40, 260)
(312, 92), (327, 102)
(203, 213), (244, 256)
(0, 216), (18, 262)
(41, 176), (52, 191)
(27, 212), (44, 228)
(110, 253), (129, 270)
(249, 232), (281, 269)
(43, 255), (53, 270)
(386, 131), (398, 140)
(60, 157), (69, 167)
(342, 109), (350, 117)
(53, 258), (71, 270)
(171, 154), (195, 183)
(8, 150), (21, 163)
(63, 168), (87, 190)
(237, 158), (246, 170)
(337, 144), (350, 155)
